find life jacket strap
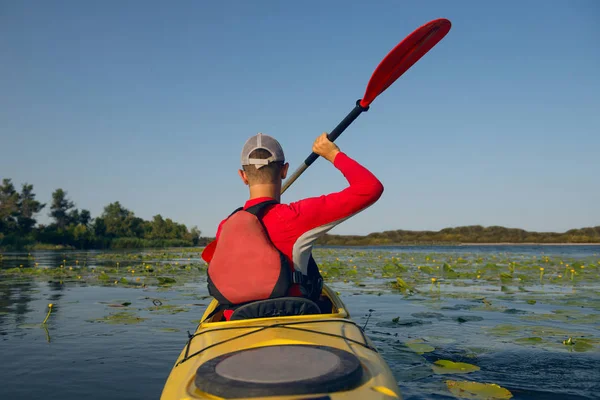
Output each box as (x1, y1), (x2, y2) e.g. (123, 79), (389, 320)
(292, 270), (308, 284)
(244, 199), (278, 219)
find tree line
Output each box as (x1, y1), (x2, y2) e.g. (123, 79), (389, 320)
(3, 178), (598, 250)
(0, 178), (205, 250)
(316, 225), (600, 245)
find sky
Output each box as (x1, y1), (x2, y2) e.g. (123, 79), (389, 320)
(1, 1), (599, 236)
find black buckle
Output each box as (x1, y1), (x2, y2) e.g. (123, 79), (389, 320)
(292, 271), (305, 284)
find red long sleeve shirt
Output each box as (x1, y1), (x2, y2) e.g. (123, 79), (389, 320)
(203, 152), (383, 295)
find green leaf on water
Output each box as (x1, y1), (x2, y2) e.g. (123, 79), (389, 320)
(17, 323), (43, 329)
(156, 327), (180, 333)
(392, 277), (417, 294)
(563, 338), (597, 352)
(406, 340), (435, 354)
(432, 360), (480, 374)
(514, 337), (543, 344)
(90, 311), (146, 325)
(149, 304), (189, 314)
(455, 316), (484, 323)
(443, 263), (456, 273)
(573, 340), (595, 352)
(526, 300), (537, 305)
(499, 273), (513, 283)
(157, 277), (176, 285)
(446, 380), (513, 399)
(442, 263), (458, 278)
(418, 266), (435, 274)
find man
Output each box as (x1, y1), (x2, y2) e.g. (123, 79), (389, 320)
(202, 132), (383, 315)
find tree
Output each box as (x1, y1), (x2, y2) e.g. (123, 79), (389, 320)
(0, 179), (19, 234)
(147, 214), (167, 239)
(72, 223), (92, 249)
(79, 209), (91, 226)
(190, 226), (201, 246)
(17, 183), (45, 233)
(50, 189), (75, 230)
(93, 217), (106, 237)
(68, 209), (80, 226)
(98, 201), (144, 238)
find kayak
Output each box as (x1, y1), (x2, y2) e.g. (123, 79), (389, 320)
(160, 284), (401, 399)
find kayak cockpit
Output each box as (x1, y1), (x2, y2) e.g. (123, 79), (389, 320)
(201, 287), (340, 323)
(228, 296), (322, 320)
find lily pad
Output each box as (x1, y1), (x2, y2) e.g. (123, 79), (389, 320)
(107, 301), (132, 308)
(454, 316), (484, 323)
(514, 337), (544, 344)
(90, 311), (146, 325)
(411, 312), (444, 319)
(503, 309), (529, 315)
(155, 327), (180, 333)
(432, 360), (480, 375)
(380, 318), (432, 328)
(564, 338), (598, 352)
(17, 323), (43, 329)
(406, 340), (435, 354)
(148, 304), (189, 314)
(157, 277), (177, 285)
(446, 380), (513, 399)
(442, 304), (477, 311)
(392, 277), (418, 294)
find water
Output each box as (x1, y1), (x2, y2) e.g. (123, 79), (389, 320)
(1, 245), (599, 399)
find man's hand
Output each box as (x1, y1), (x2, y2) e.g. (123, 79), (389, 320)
(312, 133), (340, 163)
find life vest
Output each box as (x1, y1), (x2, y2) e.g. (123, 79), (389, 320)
(205, 200), (322, 306)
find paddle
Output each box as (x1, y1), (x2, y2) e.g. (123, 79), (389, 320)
(281, 18), (452, 195)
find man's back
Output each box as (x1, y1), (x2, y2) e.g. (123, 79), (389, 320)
(213, 151), (383, 295)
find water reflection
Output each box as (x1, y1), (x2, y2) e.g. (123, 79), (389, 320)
(0, 279), (36, 329)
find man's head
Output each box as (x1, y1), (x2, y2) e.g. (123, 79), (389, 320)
(239, 133), (289, 186)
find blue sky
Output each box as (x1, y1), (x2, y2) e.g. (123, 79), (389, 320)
(1, 1), (598, 236)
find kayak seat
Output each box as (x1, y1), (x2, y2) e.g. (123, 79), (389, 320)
(229, 297), (321, 321)
(194, 344), (364, 398)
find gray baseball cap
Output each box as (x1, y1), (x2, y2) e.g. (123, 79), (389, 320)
(241, 133), (285, 169)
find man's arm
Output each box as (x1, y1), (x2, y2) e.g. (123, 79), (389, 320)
(286, 133), (384, 235)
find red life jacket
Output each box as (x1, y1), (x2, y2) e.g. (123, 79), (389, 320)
(206, 200), (297, 306)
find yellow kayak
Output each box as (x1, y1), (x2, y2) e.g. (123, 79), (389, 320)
(161, 284), (401, 399)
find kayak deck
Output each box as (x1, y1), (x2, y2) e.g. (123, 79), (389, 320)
(161, 285), (401, 399)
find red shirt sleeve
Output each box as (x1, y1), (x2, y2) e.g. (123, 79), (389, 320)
(285, 152), (384, 234)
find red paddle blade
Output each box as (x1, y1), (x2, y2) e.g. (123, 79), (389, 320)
(360, 18), (451, 108)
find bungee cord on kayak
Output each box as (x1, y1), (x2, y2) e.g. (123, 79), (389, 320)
(177, 318), (376, 367)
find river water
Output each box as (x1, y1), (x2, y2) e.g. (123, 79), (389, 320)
(1, 245), (599, 399)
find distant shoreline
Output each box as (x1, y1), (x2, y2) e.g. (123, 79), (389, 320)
(315, 226), (600, 247)
(458, 242), (600, 246)
(321, 242), (600, 247)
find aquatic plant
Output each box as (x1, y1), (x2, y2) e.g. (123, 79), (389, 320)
(445, 380), (513, 399)
(42, 303), (53, 325)
(432, 360), (480, 374)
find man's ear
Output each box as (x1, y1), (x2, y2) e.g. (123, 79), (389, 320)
(238, 169), (249, 185)
(281, 162), (289, 179)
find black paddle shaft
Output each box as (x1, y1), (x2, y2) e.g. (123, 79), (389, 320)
(281, 100), (369, 194)
(305, 99), (369, 166)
